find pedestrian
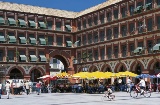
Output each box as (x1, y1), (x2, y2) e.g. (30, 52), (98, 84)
(28, 80), (32, 94)
(126, 77), (132, 93)
(0, 81), (2, 99)
(25, 81), (30, 95)
(36, 81), (41, 95)
(5, 81), (11, 99)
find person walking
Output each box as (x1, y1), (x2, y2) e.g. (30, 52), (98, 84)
(0, 82), (2, 99)
(5, 81), (11, 99)
(36, 81), (41, 95)
(126, 77), (132, 93)
(25, 81), (30, 95)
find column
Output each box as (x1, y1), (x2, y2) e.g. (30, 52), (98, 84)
(104, 10), (107, 23)
(118, 23), (121, 38)
(111, 43), (114, 59)
(126, 21), (129, 36)
(5, 47), (7, 61)
(26, 47), (28, 62)
(126, 41), (129, 56)
(153, 13), (156, 30)
(53, 17), (56, 30)
(119, 42), (121, 58)
(144, 37), (147, 54)
(35, 15), (38, 28)
(97, 29), (100, 42)
(105, 45), (107, 59)
(62, 34), (65, 47)
(98, 12), (100, 25)
(126, 1), (129, 16)
(118, 4), (121, 19)
(135, 19), (137, 34)
(15, 13), (18, 21)
(98, 46), (100, 60)
(104, 27), (107, 41)
(62, 19), (65, 31)
(111, 7), (114, 21)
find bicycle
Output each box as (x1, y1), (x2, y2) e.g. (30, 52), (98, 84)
(101, 91), (115, 101)
(130, 85), (151, 98)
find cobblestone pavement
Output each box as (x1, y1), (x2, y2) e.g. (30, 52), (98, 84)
(0, 92), (160, 105)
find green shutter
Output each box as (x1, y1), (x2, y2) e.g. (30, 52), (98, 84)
(144, 3), (152, 9)
(29, 37), (36, 45)
(74, 40), (80, 47)
(153, 44), (160, 51)
(134, 47), (143, 53)
(30, 55), (37, 62)
(20, 55), (26, 61)
(65, 25), (71, 31)
(29, 20), (36, 27)
(39, 55), (46, 62)
(39, 38), (46, 45)
(0, 17), (5, 25)
(8, 18), (16, 25)
(8, 36), (16, 43)
(19, 37), (26, 44)
(0, 36), (5, 42)
(39, 22), (46, 29)
(66, 41), (72, 47)
(18, 19), (26, 27)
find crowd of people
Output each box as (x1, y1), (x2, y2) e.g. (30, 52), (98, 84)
(0, 77), (156, 99)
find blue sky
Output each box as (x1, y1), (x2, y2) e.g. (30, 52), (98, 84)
(1, 0), (107, 12)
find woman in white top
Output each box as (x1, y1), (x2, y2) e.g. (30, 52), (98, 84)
(5, 81), (11, 99)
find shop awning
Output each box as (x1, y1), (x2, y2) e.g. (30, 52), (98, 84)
(19, 55), (27, 61)
(0, 36), (5, 42)
(19, 37), (26, 44)
(65, 25), (71, 31)
(39, 38), (46, 45)
(144, 3), (152, 9)
(39, 22), (46, 29)
(153, 44), (160, 51)
(8, 36), (16, 43)
(30, 55), (37, 62)
(134, 47), (143, 53)
(66, 41), (72, 47)
(18, 19), (26, 27)
(28, 20), (36, 27)
(29, 37), (36, 45)
(8, 18), (16, 25)
(74, 40), (80, 47)
(0, 17), (5, 25)
(39, 55), (46, 62)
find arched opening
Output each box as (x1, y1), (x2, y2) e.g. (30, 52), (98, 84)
(119, 66), (126, 72)
(135, 64), (142, 84)
(49, 55), (69, 76)
(30, 69), (42, 82)
(104, 67), (111, 85)
(9, 68), (23, 79)
(153, 62), (160, 84)
(118, 66), (126, 84)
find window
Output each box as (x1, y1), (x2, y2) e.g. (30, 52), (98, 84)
(129, 5), (134, 16)
(137, 2), (143, 6)
(107, 12), (112, 22)
(157, 0), (160, 6)
(47, 21), (53, 30)
(157, 39), (160, 44)
(145, 0), (152, 10)
(107, 29), (112, 40)
(8, 50), (14, 61)
(82, 35), (86, 45)
(77, 53), (81, 63)
(77, 21), (81, 30)
(114, 27), (119, 38)
(94, 50), (98, 61)
(88, 34), (92, 44)
(147, 18), (153, 31)
(107, 47), (112, 59)
(0, 50), (3, 61)
(129, 43), (134, 55)
(147, 40), (153, 53)
(138, 42), (143, 47)
(94, 16), (98, 25)
(100, 30), (105, 41)
(77, 36), (81, 46)
(114, 46), (118, 58)
(57, 36), (62, 46)
(88, 18), (92, 27)
(93, 32), (98, 43)
(121, 7), (126, 18)
(138, 21), (143, 34)
(56, 22), (61, 31)
(114, 10), (118, 19)
(100, 49), (105, 60)
(121, 25), (127, 37)
(100, 14), (105, 24)
(129, 23), (135, 34)
(88, 50), (92, 61)
(122, 45), (127, 57)
(83, 19), (86, 29)
(65, 37), (71, 47)
(48, 36), (53, 45)
(157, 16), (160, 29)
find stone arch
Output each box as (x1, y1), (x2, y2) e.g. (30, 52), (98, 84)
(100, 63), (112, 72)
(29, 67), (45, 76)
(130, 60), (144, 73)
(114, 62), (127, 73)
(49, 50), (71, 69)
(7, 66), (26, 76)
(147, 59), (160, 74)
(88, 65), (99, 72)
